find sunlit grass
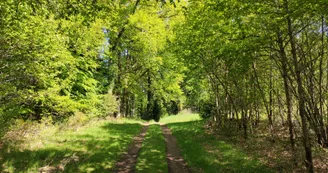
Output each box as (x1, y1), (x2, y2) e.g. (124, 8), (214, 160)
(136, 124), (167, 173)
(166, 118), (273, 173)
(0, 119), (142, 173)
(159, 113), (201, 124)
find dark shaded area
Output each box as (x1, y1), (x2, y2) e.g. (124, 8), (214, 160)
(141, 99), (162, 122)
(166, 101), (179, 115)
(198, 101), (215, 119)
(0, 123), (142, 173)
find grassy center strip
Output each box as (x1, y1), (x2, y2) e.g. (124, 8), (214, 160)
(136, 124), (168, 173)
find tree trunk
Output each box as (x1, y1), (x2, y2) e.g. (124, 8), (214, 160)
(214, 83), (221, 127)
(284, 1), (313, 171)
(242, 109), (248, 139)
(277, 30), (296, 160)
(147, 70), (153, 120)
(269, 64), (273, 127)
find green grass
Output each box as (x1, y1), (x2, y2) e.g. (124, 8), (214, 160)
(164, 114), (273, 173)
(0, 119), (143, 173)
(136, 124), (167, 173)
(159, 113), (201, 124)
(1, 113), (275, 173)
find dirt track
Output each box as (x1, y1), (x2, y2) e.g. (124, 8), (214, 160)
(114, 124), (190, 173)
(161, 125), (191, 173)
(114, 125), (149, 173)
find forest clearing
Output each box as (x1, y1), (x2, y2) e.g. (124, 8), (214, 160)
(1, 0), (328, 172)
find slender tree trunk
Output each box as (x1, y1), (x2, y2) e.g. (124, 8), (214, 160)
(214, 82), (221, 127)
(284, 1), (313, 171)
(277, 29), (296, 166)
(242, 109), (248, 139)
(255, 107), (260, 126)
(147, 70), (153, 119)
(252, 63), (274, 140)
(319, 15), (324, 134)
(114, 52), (122, 118)
(319, 16), (328, 147)
(326, 15), (328, 146)
(243, 78), (248, 139)
(125, 92), (129, 117)
(269, 62), (274, 129)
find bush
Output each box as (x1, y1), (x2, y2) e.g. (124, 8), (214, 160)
(2, 117), (58, 149)
(166, 101), (179, 115)
(66, 112), (90, 127)
(199, 101), (215, 119)
(99, 92), (118, 117)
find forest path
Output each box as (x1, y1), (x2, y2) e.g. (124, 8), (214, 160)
(114, 122), (191, 173)
(161, 124), (191, 173)
(114, 124), (149, 173)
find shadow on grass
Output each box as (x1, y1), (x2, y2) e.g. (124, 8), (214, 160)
(136, 124), (167, 173)
(167, 120), (273, 173)
(0, 122), (142, 173)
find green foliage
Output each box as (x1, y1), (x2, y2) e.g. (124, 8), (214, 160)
(199, 101), (215, 119)
(140, 100), (162, 122)
(166, 101), (180, 115)
(0, 0), (188, 133)
(99, 92), (118, 117)
(66, 112), (90, 128)
(103, 0), (186, 120)
(0, 0), (115, 126)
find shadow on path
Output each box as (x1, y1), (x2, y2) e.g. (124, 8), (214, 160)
(136, 124), (168, 173)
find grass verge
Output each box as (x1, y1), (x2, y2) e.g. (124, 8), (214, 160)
(0, 118), (142, 173)
(165, 114), (273, 173)
(136, 124), (167, 173)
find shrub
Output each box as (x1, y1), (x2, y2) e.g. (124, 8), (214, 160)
(66, 112), (90, 127)
(99, 92), (118, 117)
(199, 101), (215, 119)
(166, 101), (179, 115)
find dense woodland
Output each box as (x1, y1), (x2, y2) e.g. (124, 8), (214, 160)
(1, 0), (328, 172)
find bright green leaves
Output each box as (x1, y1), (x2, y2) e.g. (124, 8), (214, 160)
(0, 13), (76, 118)
(0, 1), (113, 120)
(0, 0), (185, 122)
(172, 0), (267, 114)
(128, 6), (167, 66)
(106, 0), (187, 119)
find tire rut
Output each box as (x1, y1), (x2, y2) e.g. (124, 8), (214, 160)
(161, 124), (191, 173)
(114, 125), (149, 173)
